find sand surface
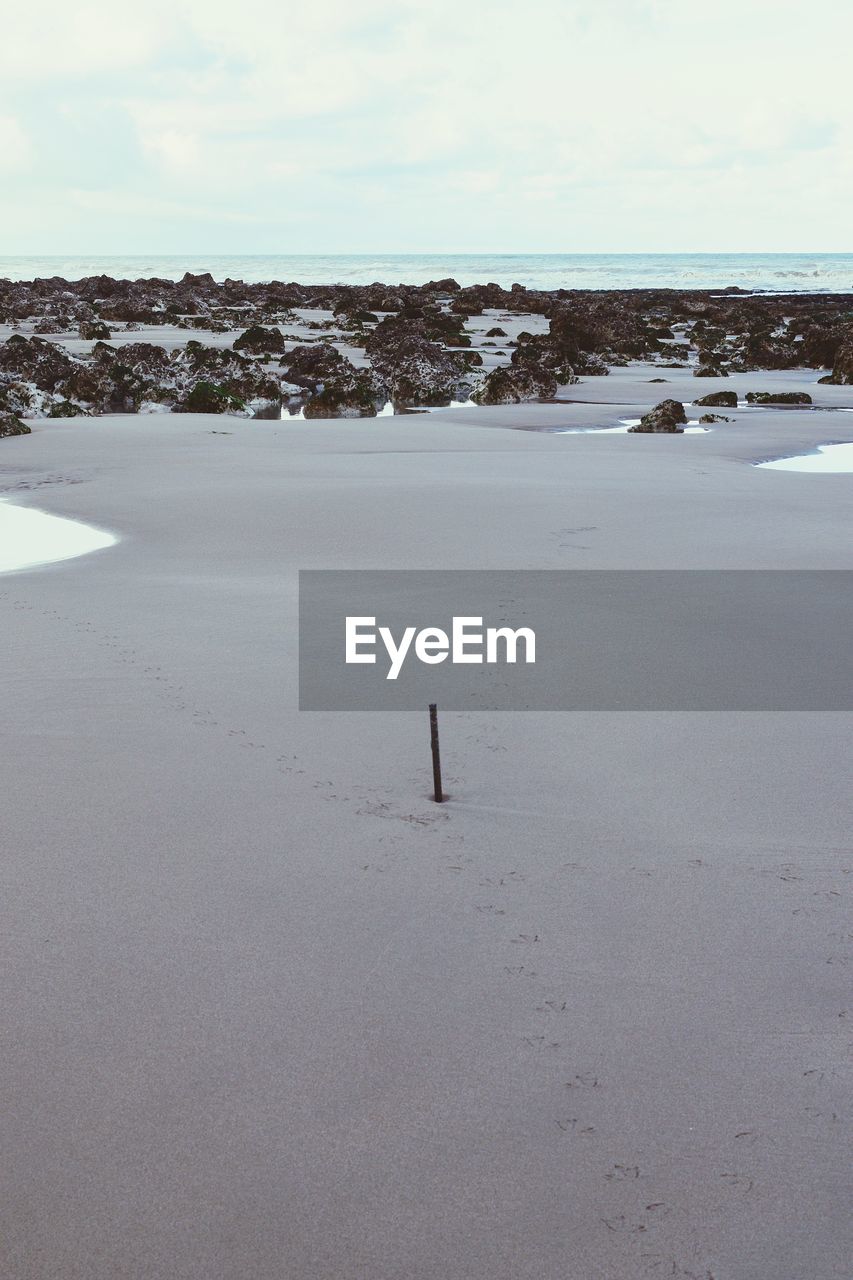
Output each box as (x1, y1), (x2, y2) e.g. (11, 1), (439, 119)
(2, 376), (851, 1280)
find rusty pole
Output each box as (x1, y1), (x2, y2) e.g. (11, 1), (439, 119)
(429, 703), (444, 803)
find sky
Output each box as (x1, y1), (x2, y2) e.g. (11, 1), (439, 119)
(1, 0), (851, 254)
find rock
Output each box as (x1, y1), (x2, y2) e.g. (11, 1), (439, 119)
(699, 413), (730, 423)
(79, 320), (111, 341)
(33, 315), (71, 334)
(629, 399), (687, 433)
(694, 362), (728, 377)
(173, 342), (281, 410)
(422, 278), (460, 293)
(820, 337), (853, 385)
(58, 361), (119, 412)
(0, 335), (76, 391)
(176, 382), (247, 414)
(510, 310), (609, 382)
(366, 325), (471, 406)
(233, 324), (286, 354)
(279, 342), (385, 416)
(48, 400), (90, 418)
(485, 327), (507, 337)
(282, 343), (346, 390)
(89, 341), (175, 411)
(745, 391), (811, 405)
(302, 371), (384, 418)
(695, 391), (737, 407)
(180, 271), (217, 287)
(472, 365), (557, 405)
(0, 411), (30, 437)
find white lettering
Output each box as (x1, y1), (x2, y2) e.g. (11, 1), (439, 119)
(346, 616), (377, 664)
(378, 625), (417, 681)
(486, 626), (536, 664)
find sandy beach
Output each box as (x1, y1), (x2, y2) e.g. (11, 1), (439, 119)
(2, 367), (851, 1279)
(5, 0), (853, 1267)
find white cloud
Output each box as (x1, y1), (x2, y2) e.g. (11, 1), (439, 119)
(0, 115), (31, 171)
(0, 0), (851, 250)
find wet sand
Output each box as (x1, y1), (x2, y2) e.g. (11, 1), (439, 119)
(2, 376), (851, 1279)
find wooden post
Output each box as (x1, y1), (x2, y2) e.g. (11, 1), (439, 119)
(429, 703), (444, 803)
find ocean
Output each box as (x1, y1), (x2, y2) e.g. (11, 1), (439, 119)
(0, 253), (851, 293)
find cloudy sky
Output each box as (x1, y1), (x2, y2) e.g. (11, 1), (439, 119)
(2, 0), (851, 254)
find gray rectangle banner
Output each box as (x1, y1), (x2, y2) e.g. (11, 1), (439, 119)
(298, 570), (853, 711)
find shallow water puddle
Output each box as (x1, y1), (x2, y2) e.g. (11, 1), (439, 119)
(757, 441), (853, 473)
(557, 418), (709, 435)
(0, 499), (117, 572)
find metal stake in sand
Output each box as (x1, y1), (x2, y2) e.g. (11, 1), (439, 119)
(429, 703), (444, 803)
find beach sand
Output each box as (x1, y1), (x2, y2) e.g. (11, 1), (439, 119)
(2, 377), (851, 1279)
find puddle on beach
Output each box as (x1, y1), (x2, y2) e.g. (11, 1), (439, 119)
(757, 441), (853, 473)
(0, 499), (117, 573)
(556, 418), (709, 435)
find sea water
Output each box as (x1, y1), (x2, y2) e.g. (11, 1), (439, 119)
(1, 254), (851, 293)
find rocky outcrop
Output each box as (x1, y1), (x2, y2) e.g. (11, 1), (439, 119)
(695, 390), (738, 407)
(745, 391), (811, 405)
(509, 310), (610, 383)
(365, 323), (471, 406)
(818, 337), (853, 385)
(302, 369), (385, 418)
(0, 335), (75, 390)
(176, 382), (248, 414)
(172, 342), (281, 410)
(79, 320), (111, 341)
(472, 365), (557, 405)
(281, 343), (386, 416)
(629, 399), (687, 433)
(0, 334), (282, 418)
(0, 411), (30, 437)
(373, 337), (470, 405)
(233, 325), (286, 354)
(2, 275), (852, 421)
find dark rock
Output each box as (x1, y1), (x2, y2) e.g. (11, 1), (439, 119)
(629, 399), (687, 433)
(176, 382), (246, 414)
(485, 327), (507, 337)
(48, 400), (90, 418)
(819, 337), (853, 385)
(699, 413), (730, 423)
(302, 368), (385, 418)
(695, 390), (738, 407)
(472, 365), (557, 405)
(422, 278), (460, 292)
(79, 320), (111, 341)
(0, 335), (75, 391)
(181, 272), (217, 287)
(0, 411), (30, 437)
(233, 325), (286, 354)
(283, 343), (349, 391)
(280, 342), (385, 416)
(365, 324), (471, 405)
(745, 391), (812, 405)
